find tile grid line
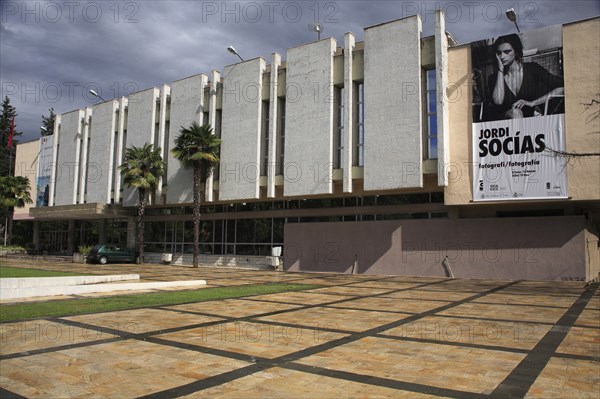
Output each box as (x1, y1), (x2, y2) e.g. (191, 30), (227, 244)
(0, 277), (445, 360)
(3, 278), (592, 399)
(490, 282), (599, 399)
(136, 280), (524, 399)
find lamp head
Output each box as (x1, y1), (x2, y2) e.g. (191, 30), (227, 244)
(506, 8), (517, 23)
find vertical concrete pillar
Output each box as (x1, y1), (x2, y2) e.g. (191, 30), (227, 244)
(206, 70), (221, 202)
(114, 97), (128, 204)
(267, 53), (281, 198)
(79, 107), (92, 204)
(157, 84), (171, 204)
(49, 114), (61, 206)
(435, 9), (450, 186)
(343, 33), (356, 193)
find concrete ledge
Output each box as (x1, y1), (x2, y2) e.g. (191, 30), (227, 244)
(0, 274), (140, 289)
(1, 280), (207, 300)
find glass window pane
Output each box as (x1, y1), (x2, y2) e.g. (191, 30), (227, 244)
(427, 70), (436, 90)
(183, 221), (194, 242)
(429, 137), (438, 159)
(429, 115), (438, 135)
(428, 93), (437, 114)
(273, 218), (284, 243)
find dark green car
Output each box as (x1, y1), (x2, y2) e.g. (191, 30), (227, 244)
(87, 244), (141, 265)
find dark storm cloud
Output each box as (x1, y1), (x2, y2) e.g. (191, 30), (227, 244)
(1, 0), (598, 142)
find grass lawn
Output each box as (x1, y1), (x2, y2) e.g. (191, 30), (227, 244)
(0, 283), (321, 322)
(0, 266), (83, 278)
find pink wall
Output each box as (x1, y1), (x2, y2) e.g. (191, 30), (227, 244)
(284, 216), (586, 281)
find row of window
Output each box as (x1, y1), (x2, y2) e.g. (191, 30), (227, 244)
(64, 70), (438, 206)
(144, 211), (448, 256)
(146, 192), (444, 215)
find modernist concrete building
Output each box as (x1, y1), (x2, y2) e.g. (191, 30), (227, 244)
(14, 12), (600, 281)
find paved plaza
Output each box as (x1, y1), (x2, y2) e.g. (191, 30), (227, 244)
(1, 260), (599, 398)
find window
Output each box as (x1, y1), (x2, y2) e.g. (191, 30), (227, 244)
(277, 98), (286, 175)
(261, 100), (269, 176)
(214, 109), (222, 180)
(334, 86), (345, 169)
(354, 83), (365, 166)
(426, 69), (438, 159)
(120, 129), (127, 194)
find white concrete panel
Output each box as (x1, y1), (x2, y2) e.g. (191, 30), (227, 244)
(267, 53), (281, 198)
(219, 58), (266, 201)
(284, 39), (336, 197)
(167, 74), (208, 204)
(114, 97), (128, 204)
(123, 88), (159, 206)
(344, 33), (356, 193)
(87, 100), (118, 204)
(49, 114), (61, 206)
(54, 110), (84, 206)
(435, 10), (450, 186)
(205, 70), (220, 202)
(364, 16), (424, 190)
(157, 84), (170, 203)
(79, 108), (91, 204)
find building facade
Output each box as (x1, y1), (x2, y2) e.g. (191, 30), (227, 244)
(15, 12), (600, 280)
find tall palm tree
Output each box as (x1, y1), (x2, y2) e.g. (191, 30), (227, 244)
(119, 143), (165, 263)
(172, 122), (221, 267)
(0, 175), (32, 245)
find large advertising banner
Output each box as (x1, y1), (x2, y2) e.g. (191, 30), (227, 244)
(471, 26), (568, 201)
(36, 135), (53, 207)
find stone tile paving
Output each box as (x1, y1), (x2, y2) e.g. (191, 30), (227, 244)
(0, 259), (598, 398)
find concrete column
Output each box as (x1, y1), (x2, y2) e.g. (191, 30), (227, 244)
(79, 108), (92, 204)
(343, 33), (356, 193)
(435, 10), (450, 187)
(205, 70), (221, 202)
(114, 97), (128, 204)
(49, 114), (61, 206)
(267, 53), (281, 198)
(157, 84), (171, 204)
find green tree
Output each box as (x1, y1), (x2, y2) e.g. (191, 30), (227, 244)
(0, 96), (22, 177)
(41, 108), (56, 136)
(172, 122), (221, 267)
(0, 175), (32, 245)
(119, 143), (165, 263)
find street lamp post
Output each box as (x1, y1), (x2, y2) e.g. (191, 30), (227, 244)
(89, 89), (106, 102)
(227, 46), (244, 62)
(506, 8), (521, 33)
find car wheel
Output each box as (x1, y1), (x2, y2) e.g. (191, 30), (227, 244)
(99, 256), (108, 265)
(134, 255), (141, 264)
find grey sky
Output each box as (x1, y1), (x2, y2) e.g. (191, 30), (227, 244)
(1, 0), (598, 143)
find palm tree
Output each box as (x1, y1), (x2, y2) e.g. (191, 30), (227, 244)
(172, 122), (221, 267)
(0, 175), (32, 245)
(119, 143), (165, 263)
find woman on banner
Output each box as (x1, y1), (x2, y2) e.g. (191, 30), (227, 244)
(489, 34), (564, 119)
